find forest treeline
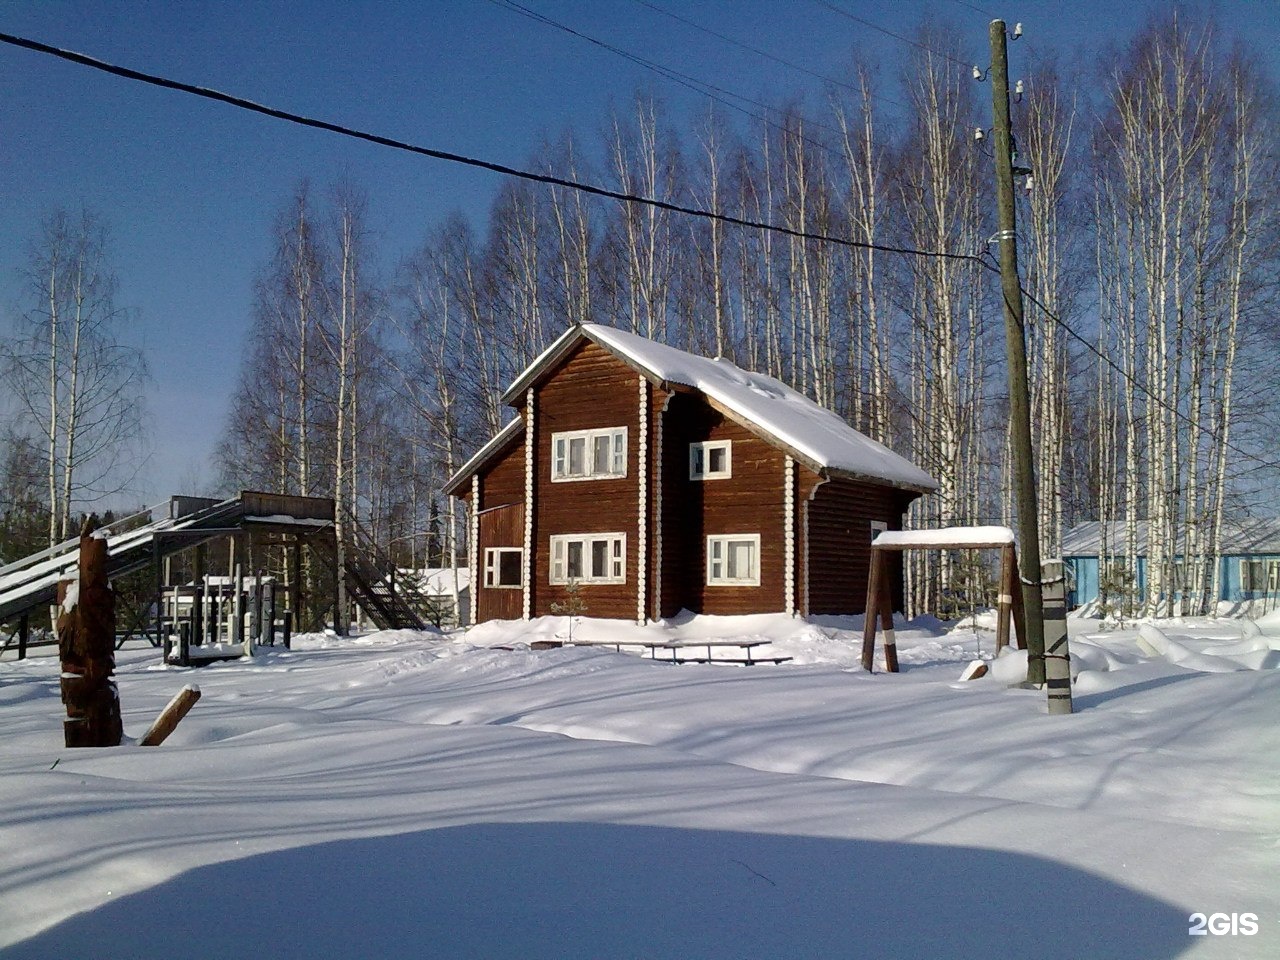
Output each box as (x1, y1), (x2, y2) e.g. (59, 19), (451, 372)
(4, 11), (1278, 618)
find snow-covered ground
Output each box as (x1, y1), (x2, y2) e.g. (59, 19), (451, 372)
(1, 610), (1277, 958)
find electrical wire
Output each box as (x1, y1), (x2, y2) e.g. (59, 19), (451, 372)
(948, 0), (999, 20)
(489, 0), (849, 162)
(630, 0), (911, 112)
(1005, 257), (1280, 475)
(0, 29), (977, 265)
(2, 29), (1271, 483)
(812, 0), (974, 70)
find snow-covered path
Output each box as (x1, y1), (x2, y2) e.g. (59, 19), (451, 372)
(1, 615), (1277, 958)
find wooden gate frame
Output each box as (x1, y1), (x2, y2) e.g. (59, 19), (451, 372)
(861, 539), (1027, 673)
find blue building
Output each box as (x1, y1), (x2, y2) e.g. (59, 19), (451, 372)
(1062, 519), (1280, 609)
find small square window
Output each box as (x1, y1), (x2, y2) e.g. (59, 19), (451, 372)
(484, 548), (523, 589)
(706, 534), (760, 586)
(690, 440), (732, 480)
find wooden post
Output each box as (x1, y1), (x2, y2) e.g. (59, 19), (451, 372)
(153, 538), (164, 650)
(879, 563), (899, 673)
(232, 562), (244, 648)
(291, 535), (303, 628)
(996, 543), (1015, 654)
(265, 580), (276, 646)
(193, 544), (206, 646)
(59, 521), (123, 747)
(17, 614), (28, 660)
(861, 549), (884, 672)
(252, 572), (264, 645)
(139, 685), (201, 746)
(282, 609), (292, 650)
(1010, 548), (1028, 651)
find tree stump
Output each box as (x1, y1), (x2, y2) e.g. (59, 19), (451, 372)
(58, 518), (123, 747)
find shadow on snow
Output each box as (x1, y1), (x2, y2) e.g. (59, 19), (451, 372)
(8, 821), (1188, 960)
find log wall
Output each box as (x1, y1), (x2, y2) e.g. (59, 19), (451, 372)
(475, 502), (524, 621)
(805, 477), (916, 615)
(531, 341), (642, 619)
(658, 392), (788, 616)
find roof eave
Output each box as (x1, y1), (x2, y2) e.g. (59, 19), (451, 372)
(826, 465), (939, 496)
(442, 418), (526, 496)
(500, 325), (587, 407)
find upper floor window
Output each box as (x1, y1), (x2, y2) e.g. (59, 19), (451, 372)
(689, 440), (732, 480)
(552, 427), (627, 481)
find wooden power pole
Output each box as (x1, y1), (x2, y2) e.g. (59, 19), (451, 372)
(988, 20), (1070, 712)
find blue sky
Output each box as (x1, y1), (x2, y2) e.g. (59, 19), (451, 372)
(2, 0), (1278, 506)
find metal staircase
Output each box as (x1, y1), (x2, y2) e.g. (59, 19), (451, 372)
(311, 510), (428, 631)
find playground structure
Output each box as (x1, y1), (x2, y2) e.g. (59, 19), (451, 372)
(861, 526), (1028, 673)
(1, 491), (431, 663)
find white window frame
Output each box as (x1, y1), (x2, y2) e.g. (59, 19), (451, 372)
(549, 533), (627, 585)
(870, 520), (888, 542)
(483, 547), (523, 589)
(689, 440), (733, 480)
(551, 427), (628, 482)
(1269, 560), (1280, 593)
(706, 534), (761, 587)
(1241, 559), (1265, 593)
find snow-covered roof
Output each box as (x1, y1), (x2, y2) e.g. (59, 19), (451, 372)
(1062, 519), (1280, 557)
(874, 526), (1015, 548)
(502, 323), (937, 492)
(408, 567), (472, 594)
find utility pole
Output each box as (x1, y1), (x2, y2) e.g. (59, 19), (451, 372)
(987, 19), (1060, 706)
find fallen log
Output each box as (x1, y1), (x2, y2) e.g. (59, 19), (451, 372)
(139, 685), (202, 747)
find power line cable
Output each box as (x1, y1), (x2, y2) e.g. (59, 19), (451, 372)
(630, 0), (910, 112)
(948, 0), (1000, 20)
(490, 0), (849, 161)
(0, 29), (979, 265)
(1005, 258), (1280, 475)
(812, 0), (974, 69)
(3, 30), (1269, 481)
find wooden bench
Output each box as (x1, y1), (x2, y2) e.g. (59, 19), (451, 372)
(640, 639), (790, 666)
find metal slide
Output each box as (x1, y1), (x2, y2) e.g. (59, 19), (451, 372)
(0, 496), (245, 624)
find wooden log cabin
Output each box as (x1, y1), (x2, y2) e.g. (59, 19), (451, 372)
(443, 324), (937, 624)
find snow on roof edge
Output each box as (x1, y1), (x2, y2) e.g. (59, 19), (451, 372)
(875, 526), (1015, 548)
(583, 324), (937, 491)
(442, 418), (525, 495)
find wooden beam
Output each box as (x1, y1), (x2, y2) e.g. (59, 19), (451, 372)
(861, 549), (884, 672)
(139, 685), (201, 746)
(996, 543), (1014, 654)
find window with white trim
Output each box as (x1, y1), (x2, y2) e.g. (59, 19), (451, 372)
(1242, 558), (1280, 593)
(706, 534), (761, 586)
(689, 440), (732, 480)
(550, 533), (626, 584)
(551, 427), (627, 481)
(483, 548), (523, 589)
(870, 520), (888, 542)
